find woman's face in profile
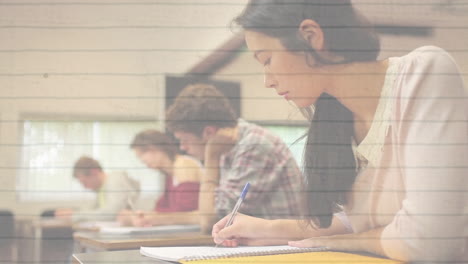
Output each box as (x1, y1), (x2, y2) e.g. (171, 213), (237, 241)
(135, 147), (170, 170)
(244, 30), (328, 108)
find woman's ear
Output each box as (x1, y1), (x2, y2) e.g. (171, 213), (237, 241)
(298, 19), (325, 51)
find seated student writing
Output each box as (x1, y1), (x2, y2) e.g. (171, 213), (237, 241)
(55, 156), (140, 222)
(165, 84), (305, 233)
(118, 130), (204, 226)
(212, 0), (468, 262)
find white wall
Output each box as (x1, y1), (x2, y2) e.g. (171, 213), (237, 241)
(0, 0), (247, 218)
(356, 0), (468, 84)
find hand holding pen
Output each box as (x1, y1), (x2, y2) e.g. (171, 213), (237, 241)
(215, 182), (250, 247)
(117, 197), (137, 226)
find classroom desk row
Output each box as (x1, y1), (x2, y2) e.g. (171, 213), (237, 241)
(73, 231), (213, 252)
(29, 218), (402, 264)
(21, 218), (211, 262)
(73, 250), (164, 264)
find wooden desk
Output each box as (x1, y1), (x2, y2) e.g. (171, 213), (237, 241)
(74, 231), (214, 252)
(72, 250), (402, 264)
(72, 250), (169, 264)
(72, 221), (123, 232)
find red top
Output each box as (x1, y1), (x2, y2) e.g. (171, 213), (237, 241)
(155, 175), (200, 212)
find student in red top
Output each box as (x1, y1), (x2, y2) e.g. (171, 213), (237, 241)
(118, 129), (204, 226)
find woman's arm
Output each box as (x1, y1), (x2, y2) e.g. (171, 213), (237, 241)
(212, 213), (351, 247)
(290, 227), (385, 256)
(378, 48), (467, 262)
(294, 48), (468, 262)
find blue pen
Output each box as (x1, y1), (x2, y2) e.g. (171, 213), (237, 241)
(215, 182), (250, 247)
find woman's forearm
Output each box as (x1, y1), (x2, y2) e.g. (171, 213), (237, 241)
(267, 214), (351, 241)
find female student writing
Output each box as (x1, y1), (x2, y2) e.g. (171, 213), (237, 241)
(212, 0), (468, 262)
(118, 130), (204, 226)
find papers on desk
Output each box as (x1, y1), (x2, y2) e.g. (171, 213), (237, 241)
(140, 245), (328, 262)
(99, 224), (201, 235)
(75, 221), (121, 230)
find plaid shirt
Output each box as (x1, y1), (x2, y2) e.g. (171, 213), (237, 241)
(215, 119), (304, 219)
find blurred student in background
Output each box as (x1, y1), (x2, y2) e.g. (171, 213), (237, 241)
(165, 83), (304, 233)
(55, 156), (139, 222)
(118, 129), (204, 226)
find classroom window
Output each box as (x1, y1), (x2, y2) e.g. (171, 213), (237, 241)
(17, 120), (164, 202)
(263, 124), (308, 167)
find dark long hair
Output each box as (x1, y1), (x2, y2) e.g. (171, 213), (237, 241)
(234, 0), (381, 228)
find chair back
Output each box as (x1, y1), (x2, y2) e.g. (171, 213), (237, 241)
(0, 210), (14, 243)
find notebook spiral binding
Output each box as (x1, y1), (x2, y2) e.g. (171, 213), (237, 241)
(183, 247), (328, 261)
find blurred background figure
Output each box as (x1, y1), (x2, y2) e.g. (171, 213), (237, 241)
(118, 130), (203, 227)
(55, 156), (140, 222)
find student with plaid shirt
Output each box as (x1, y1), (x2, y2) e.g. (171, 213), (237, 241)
(166, 84), (304, 233)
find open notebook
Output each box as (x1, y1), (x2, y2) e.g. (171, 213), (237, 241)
(100, 224), (200, 235)
(140, 245), (328, 261)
